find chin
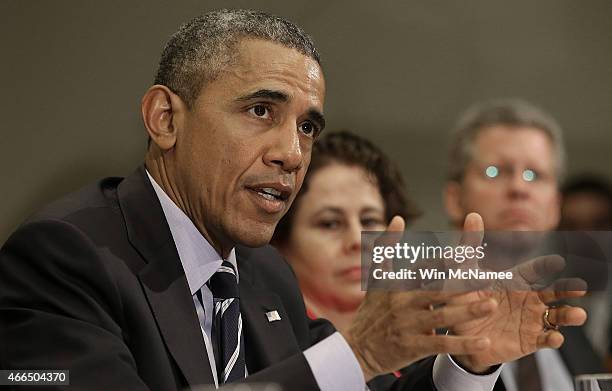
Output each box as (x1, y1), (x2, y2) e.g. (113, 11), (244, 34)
(229, 221), (275, 248)
(335, 293), (365, 312)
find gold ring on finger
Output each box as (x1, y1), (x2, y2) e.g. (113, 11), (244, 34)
(543, 306), (560, 331)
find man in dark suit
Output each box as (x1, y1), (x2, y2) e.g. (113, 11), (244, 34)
(444, 99), (603, 391)
(0, 10), (587, 391)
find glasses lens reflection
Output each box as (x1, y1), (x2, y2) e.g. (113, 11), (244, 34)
(482, 166), (538, 183)
(522, 169), (536, 182)
(485, 165), (499, 178)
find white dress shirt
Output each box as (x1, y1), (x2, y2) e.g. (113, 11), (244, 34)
(147, 171), (501, 390)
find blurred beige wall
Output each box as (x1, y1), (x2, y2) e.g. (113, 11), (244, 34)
(2, 0), (612, 242)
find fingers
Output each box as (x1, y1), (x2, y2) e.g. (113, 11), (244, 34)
(460, 213), (484, 248)
(413, 299), (498, 330)
(514, 255), (565, 284)
(372, 215), (405, 267)
(367, 216), (406, 289)
(375, 215), (405, 248)
(408, 288), (474, 307)
(417, 334), (491, 356)
(537, 278), (587, 303)
(370, 215), (405, 256)
(421, 272), (494, 293)
(546, 305), (587, 327)
(536, 330), (564, 349)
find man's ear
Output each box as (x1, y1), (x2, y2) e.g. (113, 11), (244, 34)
(444, 181), (464, 226)
(141, 85), (186, 151)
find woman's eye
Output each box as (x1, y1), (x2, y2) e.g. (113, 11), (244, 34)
(362, 218), (385, 229)
(318, 220), (340, 229)
(249, 105), (270, 118)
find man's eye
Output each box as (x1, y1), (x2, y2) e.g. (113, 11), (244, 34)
(298, 121), (318, 137)
(249, 105), (271, 118)
(522, 169), (538, 182)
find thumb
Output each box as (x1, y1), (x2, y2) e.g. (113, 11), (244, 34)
(387, 215), (406, 233)
(368, 215), (406, 290)
(460, 212), (484, 248)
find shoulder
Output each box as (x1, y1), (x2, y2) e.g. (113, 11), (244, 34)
(24, 176), (124, 228)
(1, 175), (135, 306)
(1, 173), (129, 269)
(5, 175), (140, 259)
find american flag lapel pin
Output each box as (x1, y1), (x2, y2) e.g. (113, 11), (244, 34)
(266, 310), (281, 322)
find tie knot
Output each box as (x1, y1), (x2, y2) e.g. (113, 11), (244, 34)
(208, 261), (238, 299)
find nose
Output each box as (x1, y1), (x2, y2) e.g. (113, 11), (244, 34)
(506, 170), (530, 200)
(343, 219), (362, 254)
(263, 122), (303, 173)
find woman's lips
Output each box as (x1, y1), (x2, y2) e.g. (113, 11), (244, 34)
(338, 266), (364, 282)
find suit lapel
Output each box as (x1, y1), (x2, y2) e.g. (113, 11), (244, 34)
(117, 166), (214, 386)
(237, 249), (302, 373)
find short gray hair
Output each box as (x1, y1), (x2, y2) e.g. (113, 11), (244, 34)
(447, 99), (566, 182)
(154, 9), (321, 108)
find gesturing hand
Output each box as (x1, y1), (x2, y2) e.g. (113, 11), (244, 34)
(449, 213), (588, 373)
(343, 216), (500, 381)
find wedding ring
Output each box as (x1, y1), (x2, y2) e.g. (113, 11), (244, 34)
(543, 307), (559, 331)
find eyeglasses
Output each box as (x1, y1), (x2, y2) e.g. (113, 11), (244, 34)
(477, 164), (554, 184)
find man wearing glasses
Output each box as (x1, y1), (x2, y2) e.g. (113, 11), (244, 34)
(444, 99), (602, 391)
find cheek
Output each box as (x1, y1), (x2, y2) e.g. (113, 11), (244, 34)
(217, 146), (259, 196)
(544, 193), (561, 225)
(300, 253), (337, 280)
(294, 170), (307, 195)
(290, 230), (341, 276)
(464, 185), (498, 209)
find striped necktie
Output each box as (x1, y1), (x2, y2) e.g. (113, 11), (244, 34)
(207, 261), (246, 384)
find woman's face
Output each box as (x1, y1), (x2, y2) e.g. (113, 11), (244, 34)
(281, 163), (386, 311)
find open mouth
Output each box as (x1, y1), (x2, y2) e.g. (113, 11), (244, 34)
(252, 187), (289, 202)
(245, 183), (293, 214)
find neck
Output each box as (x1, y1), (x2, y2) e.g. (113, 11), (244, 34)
(145, 151), (234, 259)
(304, 296), (358, 334)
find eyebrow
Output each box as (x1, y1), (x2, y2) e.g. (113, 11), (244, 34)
(313, 206), (384, 217)
(236, 89), (288, 102)
(314, 207), (343, 216)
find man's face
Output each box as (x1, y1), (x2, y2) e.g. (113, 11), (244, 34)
(172, 39), (325, 253)
(445, 126), (560, 231)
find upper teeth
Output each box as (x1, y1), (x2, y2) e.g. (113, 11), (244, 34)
(260, 188), (281, 197)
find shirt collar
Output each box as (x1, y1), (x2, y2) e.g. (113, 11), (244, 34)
(146, 170), (238, 295)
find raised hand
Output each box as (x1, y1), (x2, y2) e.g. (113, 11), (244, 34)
(343, 216), (500, 380)
(449, 213), (588, 373)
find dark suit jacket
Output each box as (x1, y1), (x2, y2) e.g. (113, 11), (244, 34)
(0, 167), (436, 391)
(492, 329), (604, 391)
